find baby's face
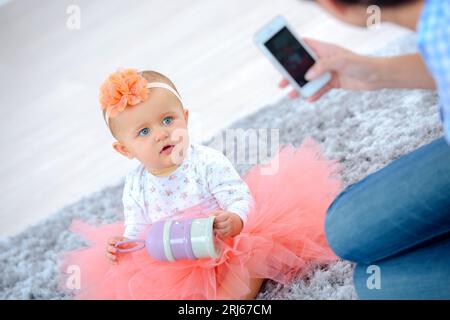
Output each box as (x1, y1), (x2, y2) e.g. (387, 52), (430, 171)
(111, 88), (189, 174)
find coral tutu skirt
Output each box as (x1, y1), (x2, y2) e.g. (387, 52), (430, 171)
(58, 138), (342, 299)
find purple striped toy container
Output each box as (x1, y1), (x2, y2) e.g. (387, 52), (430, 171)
(114, 216), (221, 262)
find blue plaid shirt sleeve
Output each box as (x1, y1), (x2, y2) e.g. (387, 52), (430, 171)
(417, 0), (450, 144)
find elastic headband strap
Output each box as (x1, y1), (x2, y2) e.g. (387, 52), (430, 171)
(104, 82), (183, 128)
(147, 82), (183, 104)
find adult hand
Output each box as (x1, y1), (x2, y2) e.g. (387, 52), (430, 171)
(279, 38), (380, 102)
(279, 38), (436, 102)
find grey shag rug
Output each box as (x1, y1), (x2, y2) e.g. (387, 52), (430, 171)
(0, 33), (441, 299)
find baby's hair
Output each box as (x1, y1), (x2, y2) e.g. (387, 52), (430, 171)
(102, 70), (181, 138)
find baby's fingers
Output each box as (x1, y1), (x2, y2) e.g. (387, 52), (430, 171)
(210, 210), (224, 218)
(213, 213), (230, 223)
(107, 245), (117, 254)
(106, 252), (118, 265)
(107, 237), (119, 245)
(214, 219), (230, 229)
(215, 227), (230, 237)
(214, 222), (231, 233)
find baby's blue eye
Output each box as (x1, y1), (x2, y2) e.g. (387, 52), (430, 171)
(139, 127), (150, 137)
(162, 116), (173, 126)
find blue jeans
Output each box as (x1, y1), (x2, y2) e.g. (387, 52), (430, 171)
(325, 137), (450, 299)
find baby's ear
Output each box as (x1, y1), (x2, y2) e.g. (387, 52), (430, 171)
(112, 141), (134, 159)
(183, 109), (189, 123)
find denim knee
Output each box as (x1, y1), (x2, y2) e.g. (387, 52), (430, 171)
(325, 185), (363, 263)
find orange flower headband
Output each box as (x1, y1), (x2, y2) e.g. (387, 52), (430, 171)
(99, 68), (183, 127)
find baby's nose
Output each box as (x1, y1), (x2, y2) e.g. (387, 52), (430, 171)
(154, 129), (169, 142)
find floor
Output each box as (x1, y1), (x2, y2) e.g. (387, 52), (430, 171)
(0, 0), (410, 237)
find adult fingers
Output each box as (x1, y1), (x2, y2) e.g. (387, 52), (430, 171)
(288, 89), (300, 99)
(306, 82), (333, 102)
(279, 78), (289, 88)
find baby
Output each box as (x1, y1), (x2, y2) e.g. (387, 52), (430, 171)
(60, 68), (341, 300)
(100, 69), (253, 265)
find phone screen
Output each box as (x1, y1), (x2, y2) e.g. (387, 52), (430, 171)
(264, 27), (315, 87)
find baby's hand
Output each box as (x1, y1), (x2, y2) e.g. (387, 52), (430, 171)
(212, 211), (243, 238)
(105, 236), (127, 265)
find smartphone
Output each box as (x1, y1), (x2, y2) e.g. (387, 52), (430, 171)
(254, 15), (331, 98)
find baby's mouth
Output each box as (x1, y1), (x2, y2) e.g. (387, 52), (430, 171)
(160, 144), (175, 155)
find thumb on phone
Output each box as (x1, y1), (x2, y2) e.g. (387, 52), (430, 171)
(305, 64), (320, 81)
(305, 57), (342, 81)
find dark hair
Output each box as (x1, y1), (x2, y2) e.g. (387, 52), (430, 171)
(335, 0), (418, 7)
